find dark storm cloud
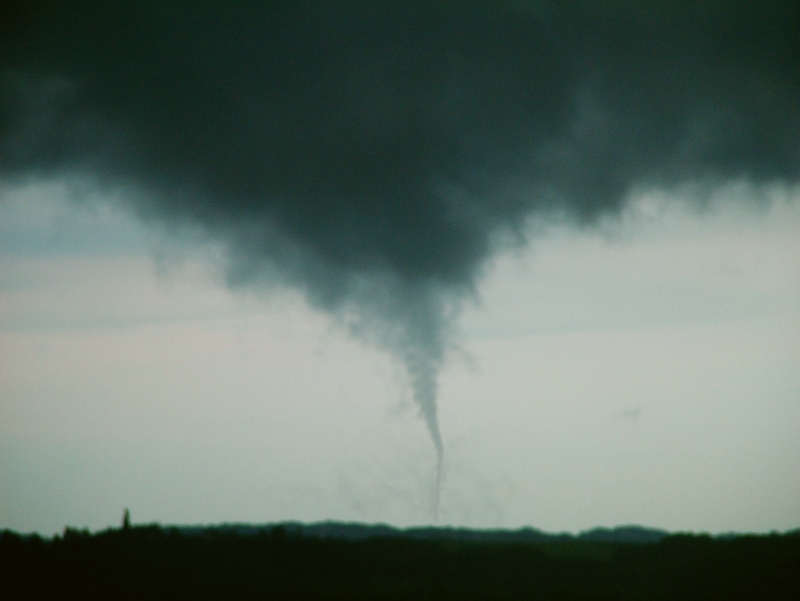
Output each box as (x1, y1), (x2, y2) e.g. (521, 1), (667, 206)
(2, 1), (799, 475)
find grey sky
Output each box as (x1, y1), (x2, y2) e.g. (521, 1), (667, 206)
(2, 181), (798, 535)
(1, 2), (799, 534)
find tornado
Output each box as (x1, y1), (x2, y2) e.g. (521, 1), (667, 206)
(2, 1), (798, 522)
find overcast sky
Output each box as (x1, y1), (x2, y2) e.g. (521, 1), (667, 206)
(2, 2), (799, 535)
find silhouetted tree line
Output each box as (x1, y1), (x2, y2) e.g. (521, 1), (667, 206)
(1, 525), (798, 600)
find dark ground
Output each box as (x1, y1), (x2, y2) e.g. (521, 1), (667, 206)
(2, 524), (798, 600)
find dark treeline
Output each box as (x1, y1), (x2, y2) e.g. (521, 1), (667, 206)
(2, 524), (799, 600)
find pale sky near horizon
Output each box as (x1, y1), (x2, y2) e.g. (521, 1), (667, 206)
(2, 179), (799, 537)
